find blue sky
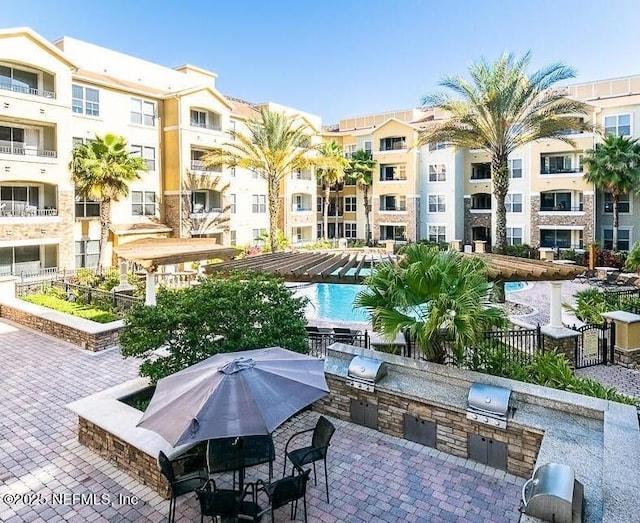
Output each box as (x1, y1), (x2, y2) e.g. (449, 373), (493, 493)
(4, 0), (640, 123)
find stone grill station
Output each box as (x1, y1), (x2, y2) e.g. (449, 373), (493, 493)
(315, 343), (640, 523)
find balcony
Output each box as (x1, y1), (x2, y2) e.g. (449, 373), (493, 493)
(540, 154), (583, 175)
(540, 204), (583, 212)
(379, 200), (407, 212)
(0, 202), (58, 217)
(0, 82), (55, 99)
(0, 141), (56, 158)
(190, 109), (222, 131)
(190, 159), (222, 173)
(470, 193), (491, 211)
(540, 167), (583, 175)
(540, 191), (583, 213)
(379, 137), (407, 152)
(470, 163), (491, 180)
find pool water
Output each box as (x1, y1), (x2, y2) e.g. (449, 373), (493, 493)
(296, 282), (526, 323)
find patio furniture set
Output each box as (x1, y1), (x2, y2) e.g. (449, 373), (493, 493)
(143, 347), (336, 522)
(573, 268), (640, 288)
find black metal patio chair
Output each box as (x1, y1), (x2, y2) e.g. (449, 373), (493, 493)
(332, 327), (357, 344)
(283, 415), (335, 503)
(196, 479), (263, 523)
(254, 467), (311, 523)
(158, 450), (208, 523)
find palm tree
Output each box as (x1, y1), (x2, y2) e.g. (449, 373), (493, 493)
(583, 134), (640, 250)
(316, 141), (349, 241)
(418, 53), (589, 256)
(70, 133), (147, 267)
(355, 244), (505, 364)
(204, 108), (313, 252)
(347, 150), (376, 244)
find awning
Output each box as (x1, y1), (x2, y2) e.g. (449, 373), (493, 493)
(114, 238), (240, 269)
(205, 250), (586, 283)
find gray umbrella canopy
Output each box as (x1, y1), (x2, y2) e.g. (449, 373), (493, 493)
(136, 347), (330, 446)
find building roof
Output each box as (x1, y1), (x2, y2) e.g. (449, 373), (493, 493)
(114, 238), (240, 269)
(205, 250), (586, 284)
(74, 69), (167, 97)
(226, 96), (261, 120)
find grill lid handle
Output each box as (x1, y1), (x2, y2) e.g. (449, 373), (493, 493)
(521, 477), (538, 507)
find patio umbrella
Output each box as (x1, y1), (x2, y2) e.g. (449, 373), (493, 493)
(136, 346), (329, 447)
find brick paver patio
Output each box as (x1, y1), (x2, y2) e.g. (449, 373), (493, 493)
(0, 320), (524, 522)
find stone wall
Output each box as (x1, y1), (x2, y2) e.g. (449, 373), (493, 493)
(163, 193), (192, 239)
(529, 194), (594, 246)
(463, 198), (492, 244)
(0, 303), (120, 351)
(614, 347), (640, 367)
(314, 376), (543, 478)
(372, 195), (419, 241)
(79, 417), (170, 498)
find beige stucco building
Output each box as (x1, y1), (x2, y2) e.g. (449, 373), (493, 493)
(2, 26), (640, 275)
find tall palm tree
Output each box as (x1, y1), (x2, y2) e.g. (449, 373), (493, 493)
(583, 134), (640, 250)
(418, 53), (589, 256)
(204, 109), (313, 252)
(347, 150), (376, 244)
(355, 244), (505, 364)
(70, 133), (147, 267)
(316, 140), (349, 241)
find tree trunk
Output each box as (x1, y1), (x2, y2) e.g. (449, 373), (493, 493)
(363, 185), (371, 244)
(98, 198), (111, 269)
(323, 183), (330, 241)
(491, 155), (510, 255)
(267, 173), (279, 253)
(612, 193), (619, 251)
(491, 155), (509, 303)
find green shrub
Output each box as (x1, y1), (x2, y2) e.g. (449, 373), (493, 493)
(624, 241), (640, 272)
(503, 244), (539, 259)
(21, 294), (120, 323)
(467, 345), (637, 405)
(120, 272), (309, 382)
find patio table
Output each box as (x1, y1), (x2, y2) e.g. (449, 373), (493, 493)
(207, 434), (275, 492)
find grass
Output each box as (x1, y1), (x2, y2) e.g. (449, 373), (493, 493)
(22, 294), (120, 323)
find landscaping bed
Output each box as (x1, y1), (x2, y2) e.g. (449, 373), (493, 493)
(22, 294), (120, 323)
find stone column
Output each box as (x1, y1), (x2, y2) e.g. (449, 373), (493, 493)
(145, 266), (157, 306)
(539, 248), (555, 261)
(449, 240), (462, 252)
(541, 325), (580, 368)
(549, 282), (563, 328)
(112, 259), (135, 295)
(602, 311), (640, 366)
(474, 240), (486, 253)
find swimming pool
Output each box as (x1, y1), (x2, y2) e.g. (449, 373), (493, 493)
(295, 282), (527, 323)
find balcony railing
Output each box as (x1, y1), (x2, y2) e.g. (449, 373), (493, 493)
(292, 206), (313, 212)
(380, 141), (407, 151)
(191, 207), (223, 215)
(0, 142), (57, 158)
(540, 204), (583, 212)
(380, 205), (407, 212)
(190, 121), (222, 131)
(470, 206), (492, 211)
(540, 167), (583, 175)
(191, 160), (221, 172)
(0, 203), (58, 217)
(379, 176), (407, 182)
(0, 82), (55, 99)
(470, 174), (491, 180)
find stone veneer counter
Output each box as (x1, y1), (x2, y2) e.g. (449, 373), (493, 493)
(322, 343), (639, 523)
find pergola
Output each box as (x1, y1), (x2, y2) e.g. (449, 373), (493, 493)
(206, 250), (585, 328)
(114, 238), (240, 305)
(205, 251), (585, 283)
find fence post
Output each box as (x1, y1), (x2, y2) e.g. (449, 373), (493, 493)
(365, 330), (369, 350)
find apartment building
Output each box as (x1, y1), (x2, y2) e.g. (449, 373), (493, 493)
(324, 77), (640, 251)
(0, 27), (321, 274)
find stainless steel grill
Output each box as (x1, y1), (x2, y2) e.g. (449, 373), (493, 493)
(346, 356), (386, 392)
(466, 383), (511, 429)
(521, 463), (584, 523)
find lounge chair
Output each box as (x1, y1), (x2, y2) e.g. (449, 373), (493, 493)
(332, 327), (356, 344)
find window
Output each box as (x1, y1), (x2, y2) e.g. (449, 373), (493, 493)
(471, 163), (491, 180)
(252, 194), (266, 213)
(252, 228), (267, 245)
(428, 225), (446, 243)
(380, 164), (406, 181)
(0, 65), (38, 94)
(604, 114), (631, 136)
(230, 230), (237, 246)
(603, 229), (631, 250)
(541, 155), (578, 174)
(603, 192), (630, 213)
(75, 240), (99, 268)
(507, 227), (523, 246)
(364, 141), (372, 155)
(509, 159), (522, 178)
(380, 195), (406, 211)
(130, 98), (156, 126)
(72, 137), (85, 147)
(540, 229), (576, 249)
(317, 222), (323, 238)
(541, 192), (579, 211)
(191, 110), (207, 127)
(505, 193), (523, 213)
(131, 145), (155, 170)
(131, 191), (157, 216)
(345, 223), (357, 239)
(471, 193), (491, 210)
(379, 136), (406, 151)
(72, 85), (99, 116)
(428, 164), (446, 182)
(344, 144), (357, 159)
(428, 142), (447, 151)
(428, 194), (446, 213)
(344, 196), (357, 212)
(230, 167), (236, 178)
(75, 196), (100, 218)
(229, 194), (236, 214)
(317, 197), (323, 212)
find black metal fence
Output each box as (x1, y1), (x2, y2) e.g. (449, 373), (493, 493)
(16, 279), (142, 312)
(604, 287), (640, 301)
(306, 330), (369, 357)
